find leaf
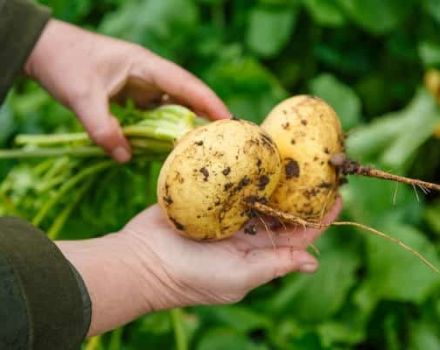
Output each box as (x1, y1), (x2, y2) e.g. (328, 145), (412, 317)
(380, 94), (440, 170)
(203, 305), (272, 333)
(424, 200), (440, 236)
(418, 40), (440, 67)
(0, 102), (15, 145)
(309, 73), (362, 129)
(346, 88), (440, 171)
(362, 223), (440, 303)
(302, 0), (346, 27)
(268, 233), (361, 322)
(424, 0), (440, 24)
(317, 320), (365, 348)
(197, 328), (267, 350)
(246, 5), (298, 58)
(204, 51), (288, 122)
(341, 175), (422, 226)
(336, 0), (415, 34)
(100, 0), (198, 60)
(409, 321), (440, 350)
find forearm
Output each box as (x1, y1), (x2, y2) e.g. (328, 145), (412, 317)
(56, 231), (181, 336)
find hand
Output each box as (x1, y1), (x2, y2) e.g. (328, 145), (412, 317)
(25, 19), (230, 162)
(123, 199), (343, 307)
(57, 199), (341, 336)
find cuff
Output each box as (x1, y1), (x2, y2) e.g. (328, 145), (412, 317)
(0, 0), (51, 103)
(0, 217), (91, 350)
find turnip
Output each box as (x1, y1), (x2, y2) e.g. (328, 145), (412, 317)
(256, 95), (440, 273)
(260, 95), (344, 220)
(259, 95), (439, 219)
(157, 96), (440, 273)
(157, 119), (281, 240)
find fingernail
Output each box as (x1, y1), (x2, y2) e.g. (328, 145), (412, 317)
(299, 262), (318, 273)
(112, 147), (131, 163)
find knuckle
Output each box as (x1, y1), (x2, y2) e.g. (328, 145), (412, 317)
(91, 126), (116, 146)
(66, 84), (93, 108)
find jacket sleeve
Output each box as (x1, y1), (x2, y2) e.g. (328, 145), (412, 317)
(0, 0), (51, 104)
(0, 217), (92, 350)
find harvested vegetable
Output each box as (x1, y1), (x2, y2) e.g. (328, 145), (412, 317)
(257, 95), (440, 273)
(260, 95), (440, 221)
(261, 95), (343, 220)
(157, 119), (281, 240)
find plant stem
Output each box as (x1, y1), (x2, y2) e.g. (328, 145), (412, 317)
(15, 121), (188, 146)
(32, 161), (113, 227)
(47, 178), (94, 239)
(16, 133), (90, 145)
(170, 308), (188, 350)
(108, 327), (123, 350)
(0, 147), (105, 159)
(0, 146), (172, 159)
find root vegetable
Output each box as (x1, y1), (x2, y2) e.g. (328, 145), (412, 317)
(157, 119), (281, 240)
(259, 95), (440, 274)
(261, 95), (344, 220)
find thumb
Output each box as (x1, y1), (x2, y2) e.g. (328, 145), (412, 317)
(242, 248), (318, 289)
(71, 93), (131, 163)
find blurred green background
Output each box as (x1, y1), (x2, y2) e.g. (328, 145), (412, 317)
(1, 0), (440, 349)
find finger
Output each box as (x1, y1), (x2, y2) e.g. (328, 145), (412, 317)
(134, 53), (231, 120)
(72, 92), (132, 163)
(241, 248), (318, 289)
(233, 197), (343, 249)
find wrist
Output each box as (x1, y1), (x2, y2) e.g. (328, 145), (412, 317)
(56, 230), (182, 336)
(24, 19), (54, 77)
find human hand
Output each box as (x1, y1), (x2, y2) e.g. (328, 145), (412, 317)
(123, 198), (343, 308)
(58, 199), (341, 336)
(24, 19), (230, 162)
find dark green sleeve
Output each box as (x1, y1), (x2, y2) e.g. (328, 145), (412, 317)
(0, 217), (91, 350)
(0, 0), (51, 104)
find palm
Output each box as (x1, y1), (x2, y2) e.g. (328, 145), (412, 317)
(124, 199), (342, 306)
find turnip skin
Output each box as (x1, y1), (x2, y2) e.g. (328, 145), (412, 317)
(261, 95), (344, 221)
(157, 119), (281, 241)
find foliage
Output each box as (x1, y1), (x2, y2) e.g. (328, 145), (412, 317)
(1, 0), (440, 349)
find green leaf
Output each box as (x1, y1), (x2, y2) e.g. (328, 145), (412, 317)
(309, 73), (362, 129)
(302, 0), (346, 27)
(204, 51), (288, 122)
(204, 305), (272, 333)
(336, 0), (415, 34)
(425, 200), (440, 236)
(424, 0), (440, 24)
(418, 40), (440, 67)
(197, 328), (267, 350)
(0, 103), (15, 145)
(100, 0), (198, 60)
(409, 321), (440, 350)
(346, 88), (440, 171)
(269, 233), (361, 322)
(362, 223), (440, 303)
(341, 176), (422, 226)
(246, 6), (298, 58)
(317, 320), (365, 348)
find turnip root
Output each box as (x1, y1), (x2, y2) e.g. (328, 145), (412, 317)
(157, 119), (281, 240)
(259, 95), (440, 274)
(261, 95), (344, 220)
(261, 95), (440, 221)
